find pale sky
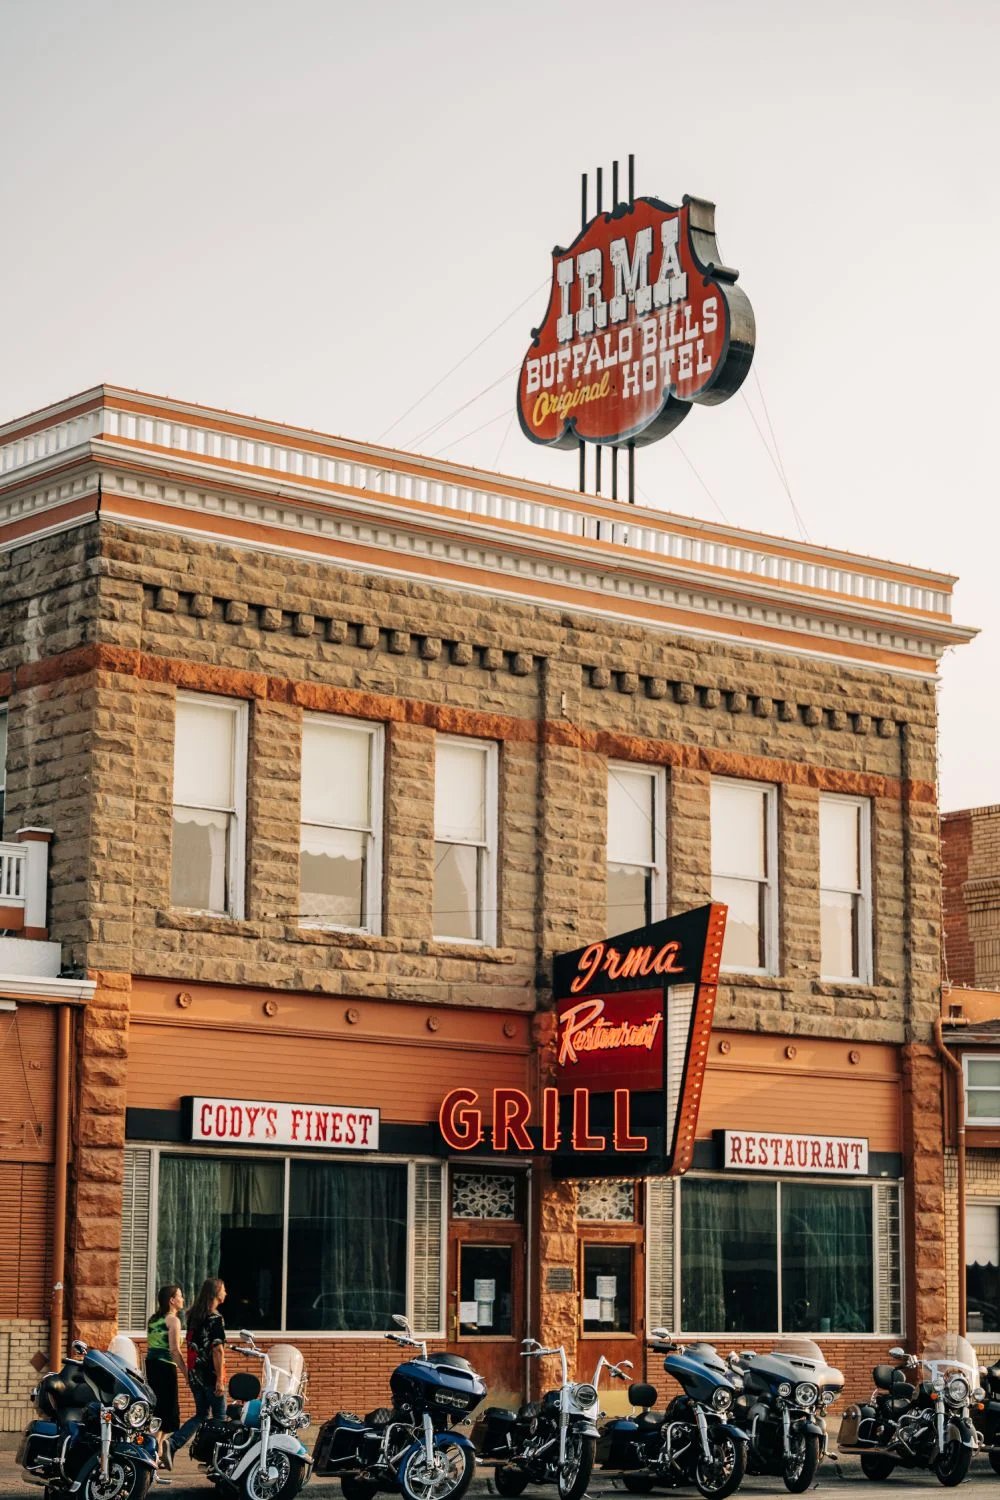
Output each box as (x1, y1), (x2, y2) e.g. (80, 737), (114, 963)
(2, 0), (996, 811)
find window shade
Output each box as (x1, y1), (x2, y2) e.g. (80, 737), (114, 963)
(820, 798), (860, 890)
(711, 781), (766, 879)
(301, 721), (372, 827)
(174, 699), (235, 808)
(435, 741), (486, 843)
(608, 768), (654, 865)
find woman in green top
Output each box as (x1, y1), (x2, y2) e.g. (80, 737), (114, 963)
(146, 1284), (186, 1469)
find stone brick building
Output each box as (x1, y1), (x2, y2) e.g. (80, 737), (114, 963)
(0, 384), (974, 1423)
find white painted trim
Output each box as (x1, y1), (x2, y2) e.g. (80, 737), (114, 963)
(963, 1053), (1000, 1127)
(0, 973), (95, 1000)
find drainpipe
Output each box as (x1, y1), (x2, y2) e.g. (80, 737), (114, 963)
(50, 1004), (71, 1372)
(934, 1015), (966, 1336)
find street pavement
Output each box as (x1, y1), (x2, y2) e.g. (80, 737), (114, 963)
(3, 1450), (1000, 1500)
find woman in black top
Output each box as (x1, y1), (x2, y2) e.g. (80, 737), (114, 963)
(169, 1277), (227, 1460)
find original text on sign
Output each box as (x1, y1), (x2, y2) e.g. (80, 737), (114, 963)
(189, 1095), (380, 1150)
(722, 1130), (868, 1175)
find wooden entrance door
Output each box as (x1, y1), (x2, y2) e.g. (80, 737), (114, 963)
(447, 1167), (528, 1406)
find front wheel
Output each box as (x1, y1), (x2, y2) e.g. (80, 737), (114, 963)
(557, 1433), (595, 1500)
(493, 1467), (529, 1498)
(934, 1440), (972, 1488)
(243, 1451), (305, 1500)
(695, 1429), (746, 1500)
(79, 1457), (151, 1500)
(859, 1453), (896, 1481)
(783, 1432), (821, 1494)
(399, 1440), (474, 1500)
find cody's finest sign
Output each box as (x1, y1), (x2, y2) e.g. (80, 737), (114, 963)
(438, 904), (727, 1178)
(187, 1095), (379, 1150)
(518, 196), (755, 450)
(722, 1130), (869, 1176)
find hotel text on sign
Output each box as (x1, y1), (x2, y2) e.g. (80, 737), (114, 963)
(722, 1130), (869, 1176)
(517, 196), (755, 450)
(187, 1096), (380, 1151)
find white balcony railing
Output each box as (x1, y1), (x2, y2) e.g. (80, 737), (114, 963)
(0, 831), (51, 934)
(0, 842), (25, 904)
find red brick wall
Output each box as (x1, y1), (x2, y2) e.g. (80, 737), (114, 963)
(942, 811), (974, 985)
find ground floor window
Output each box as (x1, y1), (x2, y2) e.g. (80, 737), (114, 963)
(967, 1203), (1000, 1333)
(120, 1146), (440, 1336)
(674, 1174), (898, 1336)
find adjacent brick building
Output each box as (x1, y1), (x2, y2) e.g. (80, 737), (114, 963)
(0, 384), (974, 1423)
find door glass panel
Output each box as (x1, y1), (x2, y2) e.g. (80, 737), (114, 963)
(459, 1245), (513, 1336)
(582, 1244), (633, 1332)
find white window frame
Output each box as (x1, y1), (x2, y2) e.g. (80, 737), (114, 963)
(0, 701), (7, 830)
(966, 1197), (1000, 1341)
(964, 1055), (1000, 1126)
(606, 762), (667, 929)
(171, 691), (248, 919)
(433, 734), (498, 946)
(710, 776), (779, 976)
(819, 792), (873, 983)
(299, 714), (384, 936)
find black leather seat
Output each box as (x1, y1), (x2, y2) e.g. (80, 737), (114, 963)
(485, 1408), (517, 1423)
(637, 1411), (666, 1429)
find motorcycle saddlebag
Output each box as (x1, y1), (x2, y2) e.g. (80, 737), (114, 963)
(597, 1417), (639, 1469)
(475, 1408), (518, 1458)
(16, 1420), (61, 1473)
(190, 1418), (253, 1464)
(312, 1414), (367, 1475)
(837, 1403), (877, 1450)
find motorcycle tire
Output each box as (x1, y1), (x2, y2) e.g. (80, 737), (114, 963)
(557, 1433), (595, 1500)
(341, 1479), (380, 1500)
(493, 1467), (529, 1497)
(783, 1432), (821, 1494)
(934, 1440), (972, 1488)
(399, 1439), (474, 1500)
(621, 1477), (657, 1493)
(989, 1449), (1000, 1477)
(242, 1451), (306, 1500)
(78, 1456), (150, 1500)
(694, 1428), (746, 1500)
(859, 1454), (896, 1481)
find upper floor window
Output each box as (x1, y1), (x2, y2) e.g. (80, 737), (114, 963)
(300, 716), (383, 933)
(433, 736), (497, 944)
(965, 1056), (1000, 1125)
(820, 794), (872, 981)
(711, 777), (778, 974)
(0, 703), (6, 830)
(171, 694), (247, 917)
(607, 763), (666, 933)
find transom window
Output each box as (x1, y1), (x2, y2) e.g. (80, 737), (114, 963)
(433, 736), (498, 944)
(820, 794), (872, 981)
(710, 778), (778, 973)
(299, 716), (383, 933)
(606, 764), (666, 933)
(965, 1056), (1000, 1125)
(171, 694), (247, 917)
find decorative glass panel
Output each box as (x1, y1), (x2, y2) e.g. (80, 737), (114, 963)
(452, 1172), (516, 1220)
(578, 1179), (636, 1222)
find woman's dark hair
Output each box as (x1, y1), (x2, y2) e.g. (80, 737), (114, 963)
(153, 1284), (182, 1320)
(188, 1277), (225, 1339)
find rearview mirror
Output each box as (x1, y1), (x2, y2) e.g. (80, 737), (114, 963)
(650, 1328), (671, 1340)
(240, 1329), (253, 1340)
(392, 1314), (410, 1331)
(888, 1347), (905, 1359)
(621, 1359), (633, 1369)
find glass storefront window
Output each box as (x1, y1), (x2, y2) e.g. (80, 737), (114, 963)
(967, 1204), (1000, 1333)
(582, 1244), (633, 1332)
(781, 1183), (872, 1332)
(681, 1178), (778, 1332)
(287, 1161), (407, 1331)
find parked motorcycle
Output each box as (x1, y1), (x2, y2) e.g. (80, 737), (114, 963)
(189, 1330), (311, 1500)
(477, 1339), (605, 1500)
(313, 1314), (484, 1500)
(973, 1356), (1000, 1473)
(17, 1338), (159, 1500)
(595, 1329), (748, 1499)
(726, 1339), (842, 1492)
(838, 1335), (982, 1485)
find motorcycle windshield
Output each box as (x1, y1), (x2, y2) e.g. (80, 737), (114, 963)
(771, 1339), (825, 1364)
(921, 1334), (977, 1377)
(267, 1344), (305, 1395)
(83, 1347), (154, 1404)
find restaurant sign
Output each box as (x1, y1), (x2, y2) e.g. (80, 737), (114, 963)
(186, 1095), (380, 1151)
(517, 196), (755, 450)
(721, 1130), (869, 1176)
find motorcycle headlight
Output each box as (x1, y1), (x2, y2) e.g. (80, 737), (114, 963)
(126, 1400), (150, 1428)
(571, 1384), (599, 1411)
(276, 1393), (303, 1425)
(794, 1382), (819, 1408)
(821, 1390), (836, 1406)
(974, 1387), (986, 1403)
(731, 1375), (743, 1391)
(148, 1418), (161, 1435)
(112, 1393), (130, 1412)
(945, 1377), (970, 1405)
(777, 1382), (792, 1398)
(712, 1387), (733, 1412)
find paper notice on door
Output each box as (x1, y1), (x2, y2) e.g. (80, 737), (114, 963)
(583, 1298), (601, 1320)
(599, 1298), (615, 1323)
(459, 1301), (478, 1323)
(596, 1276), (617, 1298)
(473, 1279), (496, 1302)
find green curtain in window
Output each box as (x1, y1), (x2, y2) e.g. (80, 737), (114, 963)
(781, 1184), (872, 1332)
(286, 1162), (407, 1331)
(681, 1179), (778, 1333)
(157, 1156), (223, 1300)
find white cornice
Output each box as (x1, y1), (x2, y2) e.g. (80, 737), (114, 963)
(0, 973), (96, 1002)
